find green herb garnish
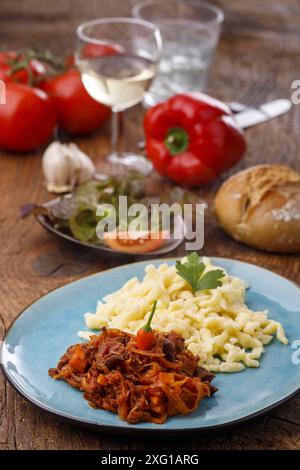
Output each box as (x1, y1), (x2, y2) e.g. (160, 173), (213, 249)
(176, 252), (225, 293)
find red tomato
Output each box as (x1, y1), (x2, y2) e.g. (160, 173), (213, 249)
(104, 231), (167, 254)
(41, 69), (111, 135)
(66, 42), (122, 68)
(0, 51), (46, 84)
(82, 42), (123, 58)
(0, 83), (56, 152)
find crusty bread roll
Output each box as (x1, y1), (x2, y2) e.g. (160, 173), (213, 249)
(214, 164), (300, 253)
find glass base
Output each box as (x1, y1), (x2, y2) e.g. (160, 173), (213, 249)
(143, 90), (171, 108)
(107, 152), (153, 175)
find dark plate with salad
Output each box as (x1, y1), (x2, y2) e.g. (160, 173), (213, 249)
(23, 173), (197, 256)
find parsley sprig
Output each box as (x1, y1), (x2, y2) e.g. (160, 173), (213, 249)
(176, 252), (225, 293)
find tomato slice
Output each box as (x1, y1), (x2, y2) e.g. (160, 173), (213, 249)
(104, 230), (168, 254)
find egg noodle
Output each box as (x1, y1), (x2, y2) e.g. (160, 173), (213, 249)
(79, 257), (288, 372)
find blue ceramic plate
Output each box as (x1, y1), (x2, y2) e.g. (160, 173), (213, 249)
(2, 258), (300, 435)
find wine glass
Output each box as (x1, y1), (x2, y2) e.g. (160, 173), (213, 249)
(76, 18), (162, 173)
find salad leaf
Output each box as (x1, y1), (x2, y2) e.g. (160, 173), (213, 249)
(69, 208), (101, 244)
(23, 173), (205, 246)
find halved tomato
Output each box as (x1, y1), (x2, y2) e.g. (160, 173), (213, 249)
(104, 230), (168, 254)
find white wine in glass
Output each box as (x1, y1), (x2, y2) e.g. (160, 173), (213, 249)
(76, 18), (162, 173)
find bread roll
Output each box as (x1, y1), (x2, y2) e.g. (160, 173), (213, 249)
(214, 165), (300, 253)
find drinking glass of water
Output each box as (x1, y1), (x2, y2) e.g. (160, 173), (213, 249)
(76, 18), (161, 172)
(132, 0), (224, 107)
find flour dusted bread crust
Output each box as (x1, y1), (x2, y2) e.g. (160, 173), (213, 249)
(214, 165), (300, 253)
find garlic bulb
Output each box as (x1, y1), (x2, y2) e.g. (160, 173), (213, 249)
(42, 141), (95, 193)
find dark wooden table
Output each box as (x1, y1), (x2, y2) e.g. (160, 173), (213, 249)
(1, 0), (300, 450)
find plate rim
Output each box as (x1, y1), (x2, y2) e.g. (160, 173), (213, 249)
(2, 256), (300, 435)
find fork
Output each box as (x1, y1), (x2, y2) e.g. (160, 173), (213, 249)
(228, 77), (275, 113)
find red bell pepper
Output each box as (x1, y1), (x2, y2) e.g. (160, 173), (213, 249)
(144, 93), (246, 187)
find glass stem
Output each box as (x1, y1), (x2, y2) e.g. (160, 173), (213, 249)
(111, 110), (124, 157)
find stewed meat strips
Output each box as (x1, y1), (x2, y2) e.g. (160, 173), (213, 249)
(49, 328), (216, 424)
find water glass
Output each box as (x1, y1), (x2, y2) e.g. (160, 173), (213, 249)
(132, 0), (224, 107)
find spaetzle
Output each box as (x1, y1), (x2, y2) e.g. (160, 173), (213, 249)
(79, 257), (288, 372)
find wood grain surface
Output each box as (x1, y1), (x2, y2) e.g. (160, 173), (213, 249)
(1, 0), (300, 450)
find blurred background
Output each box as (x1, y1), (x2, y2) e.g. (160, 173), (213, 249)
(1, 0), (299, 166)
(1, 0), (299, 102)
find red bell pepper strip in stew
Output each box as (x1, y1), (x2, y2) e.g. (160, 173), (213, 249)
(69, 344), (88, 373)
(144, 93), (246, 187)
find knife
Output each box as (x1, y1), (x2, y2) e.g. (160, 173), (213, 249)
(234, 98), (292, 129)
